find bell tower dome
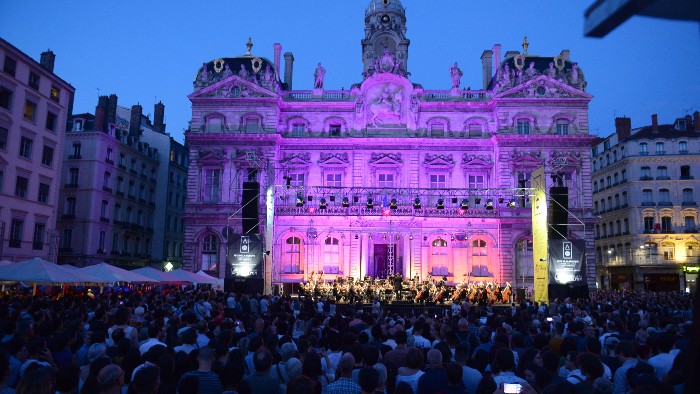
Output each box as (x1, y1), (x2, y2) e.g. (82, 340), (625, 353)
(362, 0), (410, 76)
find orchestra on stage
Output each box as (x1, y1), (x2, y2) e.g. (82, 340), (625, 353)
(299, 271), (513, 304)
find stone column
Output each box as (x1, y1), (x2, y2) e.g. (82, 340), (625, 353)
(361, 234), (369, 279)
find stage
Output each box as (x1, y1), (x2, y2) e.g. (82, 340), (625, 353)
(295, 298), (515, 317)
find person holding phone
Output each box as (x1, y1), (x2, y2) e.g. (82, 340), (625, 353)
(492, 348), (527, 388)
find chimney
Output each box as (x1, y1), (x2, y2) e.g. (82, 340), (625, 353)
(651, 114), (658, 133)
(283, 52), (294, 90)
(492, 44), (501, 78)
(154, 101), (165, 133)
(615, 116), (631, 140)
(480, 50), (493, 90)
(694, 111), (700, 132)
(273, 43), (282, 80)
(560, 49), (570, 61)
(105, 94), (118, 126)
(129, 104), (142, 137)
(94, 95), (108, 132)
(40, 50), (55, 72)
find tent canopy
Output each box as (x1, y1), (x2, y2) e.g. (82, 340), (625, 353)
(0, 258), (109, 284)
(166, 269), (218, 285)
(80, 263), (158, 284)
(131, 267), (191, 285)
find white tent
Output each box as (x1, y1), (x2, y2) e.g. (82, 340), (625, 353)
(166, 269), (218, 285)
(196, 270), (224, 289)
(131, 267), (191, 285)
(80, 263), (158, 284)
(0, 258), (108, 284)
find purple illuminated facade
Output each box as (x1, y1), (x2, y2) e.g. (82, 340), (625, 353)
(184, 0), (597, 292)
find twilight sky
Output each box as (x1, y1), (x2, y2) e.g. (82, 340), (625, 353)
(1, 0), (698, 142)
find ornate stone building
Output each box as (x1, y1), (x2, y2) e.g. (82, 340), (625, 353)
(592, 113), (700, 292)
(184, 0), (597, 293)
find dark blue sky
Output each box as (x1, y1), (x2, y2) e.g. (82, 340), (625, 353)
(2, 0), (698, 142)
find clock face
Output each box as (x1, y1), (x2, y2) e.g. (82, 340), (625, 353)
(374, 36), (396, 54)
(381, 14), (390, 24)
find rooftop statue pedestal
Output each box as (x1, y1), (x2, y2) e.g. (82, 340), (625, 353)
(312, 88), (324, 97)
(450, 87), (462, 97)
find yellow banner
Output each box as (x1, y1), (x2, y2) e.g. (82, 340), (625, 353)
(531, 167), (548, 303)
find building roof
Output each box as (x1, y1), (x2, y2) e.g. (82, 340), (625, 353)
(624, 123), (699, 141)
(488, 55), (581, 90)
(194, 55), (280, 88)
(366, 0), (405, 15)
(0, 37), (75, 90)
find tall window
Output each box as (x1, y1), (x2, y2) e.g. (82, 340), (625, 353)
(33, 223), (45, 250)
(641, 167), (651, 178)
(98, 231), (106, 251)
(23, 100), (37, 122)
(114, 204), (121, 221)
(112, 233), (119, 252)
(37, 183), (49, 204)
(202, 169), (221, 203)
(45, 111), (57, 132)
(323, 237), (340, 274)
(0, 125), (7, 150)
(517, 120), (530, 134)
(19, 137), (32, 159)
(292, 123), (305, 137)
(65, 197), (76, 216)
(101, 200), (108, 219)
(289, 173), (304, 187)
(683, 188), (694, 203)
(468, 175), (485, 189)
(3, 57), (16, 76)
(430, 174), (446, 189)
(430, 123), (445, 137)
(639, 142), (648, 155)
(207, 117), (223, 133)
(515, 239), (534, 281)
(681, 165), (691, 179)
(621, 169), (627, 181)
(661, 216), (672, 233)
(325, 173), (341, 187)
(41, 146), (54, 166)
(60, 228), (72, 250)
(685, 216), (696, 232)
(556, 120), (569, 135)
(284, 237), (302, 273)
(28, 72), (40, 90)
(657, 166), (668, 178)
(201, 235), (218, 270)
(244, 117), (260, 133)
(624, 218), (630, 233)
(103, 172), (111, 189)
(431, 238), (449, 276)
(661, 242), (674, 260)
(14, 176), (28, 198)
(656, 142), (665, 155)
(644, 216), (654, 233)
(471, 239), (489, 276)
(68, 168), (79, 186)
(659, 189), (670, 203)
(9, 219), (23, 248)
(106, 148), (113, 162)
(377, 173), (394, 187)
(0, 86), (12, 110)
(679, 141), (688, 153)
(642, 189), (653, 204)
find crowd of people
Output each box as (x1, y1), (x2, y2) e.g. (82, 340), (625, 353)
(0, 286), (695, 394)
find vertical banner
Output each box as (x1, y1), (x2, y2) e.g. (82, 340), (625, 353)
(531, 167), (549, 303)
(226, 234), (263, 279)
(548, 239), (586, 284)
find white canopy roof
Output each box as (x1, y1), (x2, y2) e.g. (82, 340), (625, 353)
(0, 258), (109, 284)
(166, 269), (218, 285)
(80, 263), (158, 284)
(131, 267), (191, 285)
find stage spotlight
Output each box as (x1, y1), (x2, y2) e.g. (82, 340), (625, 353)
(508, 198), (517, 208)
(485, 199), (494, 210)
(296, 193), (304, 207)
(342, 196), (350, 208)
(319, 197), (327, 210)
(451, 197), (458, 204)
(355, 234), (359, 240)
(353, 196), (359, 203)
(475, 197), (481, 205)
(436, 198), (445, 209)
(390, 197), (398, 210)
(383, 234), (387, 240)
(409, 234), (414, 240)
(329, 195), (335, 202)
(414, 197), (422, 210)
(498, 197), (504, 204)
(307, 195), (313, 202)
(366, 197), (374, 209)
(460, 198), (468, 209)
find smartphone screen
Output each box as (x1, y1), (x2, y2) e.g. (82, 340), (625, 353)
(504, 383), (522, 393)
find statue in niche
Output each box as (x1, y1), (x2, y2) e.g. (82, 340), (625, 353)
(410, 95), (419, 123)
(546, 62), (557, 78)
(314, 63), (326, 89)
(222, 63), (233, 79)
(238, 64), (250, 80)
(525, 61), (537, 78)
(196, 63), (209, 85)
(450, 63), (463, 88)
(500, 64), (511, 86)
(367, 86), (403, 126)
(516, 70), (523, 85)
(263, 64), (274, 83)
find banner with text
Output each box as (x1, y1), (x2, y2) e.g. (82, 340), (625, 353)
(226, 234), (263, 279)
(548, 239), (586, 284)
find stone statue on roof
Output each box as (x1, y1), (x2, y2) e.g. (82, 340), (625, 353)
(196, 63), (209, 86)
(238, 64), (250, 79)
(525, 61), (537, 78)
(222, 63), (233, 79)
(450, 63), (463, 88)
(546, 62), (557, 78)
(314, 63), (326, 89)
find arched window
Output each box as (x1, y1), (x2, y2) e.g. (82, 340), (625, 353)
(656, 142), (665, 155)
(472, 239), (490, 277)
(516, 119), (530, 135)
(201, 234), (218, 270)
(431, 238), (449, 276)
(283, 237), (302, 273)
(323, 237), (340, 274)
(661, 242), (674, 260)
(556, 119), (569, 135)
(661, 215), (672, 232)
(639, 142), (648, 155)
(206, 116), (224, 133)
(515, 239), (533, 282)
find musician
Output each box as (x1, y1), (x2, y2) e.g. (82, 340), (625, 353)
(332, 282), (340, 303)
(348, 284), (357, 304)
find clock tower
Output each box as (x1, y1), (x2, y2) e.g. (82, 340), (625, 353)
(362, 0), (410, 76)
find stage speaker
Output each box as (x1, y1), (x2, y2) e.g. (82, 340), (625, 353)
(516, 288), (526, 302)
(242, 182), (260, 234)
(549, 186), (568, 240)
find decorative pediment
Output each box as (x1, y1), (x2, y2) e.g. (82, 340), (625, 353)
(548, 151), (582, 168)
(198, 150), (227, 164)
(318, 153), (350, 168)
(369, 153), (402, 165)
(281, 152), (311, 169)
(496, 75), (591, 100)
(189, 75), (278, 99)
(461, 154), (493, 169)
(510, 150), (543, 167)
(423, 154), (455, 173)
(231, 148), (264, 167)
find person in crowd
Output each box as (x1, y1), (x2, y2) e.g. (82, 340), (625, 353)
(323, 353), (359, 394)
(243, 349), (279, 394)
(417, 349), (448, 394)
(180, 346), (222, 394)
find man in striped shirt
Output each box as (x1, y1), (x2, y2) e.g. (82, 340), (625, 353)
(180, 346), (222, 394)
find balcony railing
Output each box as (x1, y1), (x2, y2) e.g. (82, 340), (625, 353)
(639, 176), (653, 181)
(641, 201), (656, 206)
(103, 186), (113, 193)
(680, 175), (694, 180)
(657, 201), (673, 207)
(656, 176), (670, 180)
(682, 201), (697, 206)
(68, 154), (82, 160)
